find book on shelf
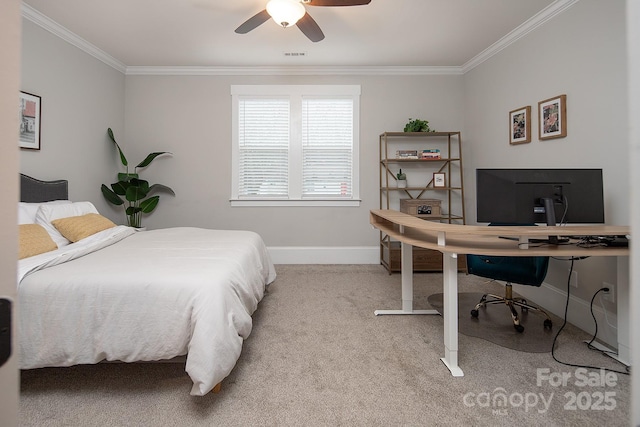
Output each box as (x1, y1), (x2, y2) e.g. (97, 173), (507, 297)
(396, 150), (419, 159)
(421, 149), (441, 160)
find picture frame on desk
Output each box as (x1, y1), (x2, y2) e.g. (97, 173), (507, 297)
(433, 172), (446, 188)
(538, 94), (567, 140)
(509, 105), (531, 145)
(19, 91), (41, 150)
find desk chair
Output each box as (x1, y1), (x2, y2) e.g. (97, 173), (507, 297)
(466, 226), (553, 333)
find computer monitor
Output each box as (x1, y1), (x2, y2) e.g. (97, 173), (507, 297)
(476, 168), (604, 243)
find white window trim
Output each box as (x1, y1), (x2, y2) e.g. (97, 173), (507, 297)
(231, 85), (361, 207)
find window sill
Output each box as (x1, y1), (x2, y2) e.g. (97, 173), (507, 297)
(230, 199), (361, 207)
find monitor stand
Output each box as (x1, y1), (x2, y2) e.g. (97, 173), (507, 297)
(540, 197), (569, 244)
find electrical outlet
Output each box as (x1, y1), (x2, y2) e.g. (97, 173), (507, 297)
(569, 270), (578, 288)
(602, 282), (615, 303)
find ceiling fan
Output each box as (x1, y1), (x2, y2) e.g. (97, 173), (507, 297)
(235, 0), (371, 42)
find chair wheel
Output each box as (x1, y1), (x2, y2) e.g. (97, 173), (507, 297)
(471, 309), (479, 318)
(514, 324), (525, 333)
(544, 319), (553, 329)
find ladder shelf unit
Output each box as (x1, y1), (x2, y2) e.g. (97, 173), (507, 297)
(379, 131), (467, 273)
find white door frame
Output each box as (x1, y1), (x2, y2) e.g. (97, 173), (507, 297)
(627, 2), (640, 425)
(0, 1), (22, 425)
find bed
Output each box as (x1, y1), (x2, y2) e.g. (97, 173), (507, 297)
(17, 174), (276, 396)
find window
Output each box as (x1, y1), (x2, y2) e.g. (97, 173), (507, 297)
(231, 85), (360, 206)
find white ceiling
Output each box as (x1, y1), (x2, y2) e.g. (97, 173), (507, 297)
(23, 0), (561, 70)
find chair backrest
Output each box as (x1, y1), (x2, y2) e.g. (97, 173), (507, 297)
(466, 223), (549, 287)
(466, 254), (549, 286)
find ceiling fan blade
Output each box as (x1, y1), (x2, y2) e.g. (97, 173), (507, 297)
(305, 0), (371, 6)
(235, 9), (271, 34)
(296, 12), (325, 42)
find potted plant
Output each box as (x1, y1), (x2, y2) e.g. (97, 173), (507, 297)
(101, 128), (175, 228)
(404, 118), (435, 133)
(397, 169), (407, 188)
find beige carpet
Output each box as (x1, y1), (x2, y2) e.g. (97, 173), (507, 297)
(19, 265), (630, 426)
(427, 292), (560, 353)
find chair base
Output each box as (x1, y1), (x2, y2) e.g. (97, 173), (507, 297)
(470, 284), (553, 333)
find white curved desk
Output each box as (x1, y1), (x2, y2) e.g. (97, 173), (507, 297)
(370, 209), (631, 376)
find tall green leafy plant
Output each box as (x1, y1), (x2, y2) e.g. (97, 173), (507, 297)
(101, 128), (175, 228)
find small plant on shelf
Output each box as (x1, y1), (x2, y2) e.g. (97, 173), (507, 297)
(404, 118), (435, 133)
(397, 169), (407, 188)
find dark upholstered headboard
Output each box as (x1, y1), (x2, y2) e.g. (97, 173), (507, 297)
(20, 174), (68, 203)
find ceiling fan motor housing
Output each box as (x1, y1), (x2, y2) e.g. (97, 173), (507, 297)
(266, 0), (306, 28)
(235, 0), (370, 41)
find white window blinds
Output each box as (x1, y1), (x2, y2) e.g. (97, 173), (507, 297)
(302, 98), (353, 198)
(238, 98), (289, 198)
(231, 85), (360, 207)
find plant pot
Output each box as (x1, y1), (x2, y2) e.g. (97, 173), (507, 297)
(398, 180), (407, 189)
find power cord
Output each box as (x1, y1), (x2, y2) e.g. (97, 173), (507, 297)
(517, 239), (574, 249)
(550, 257), (630, 375)
(586, 288), (617, 355)
(599, 295), (616, 328)
(575, 236), (613, 248)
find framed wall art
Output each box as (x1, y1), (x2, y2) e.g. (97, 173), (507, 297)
(538, 94), (567, 140)
(19, 91), (41, 150)
(509, 105), (531, 145)
(433, 172), (446, 188)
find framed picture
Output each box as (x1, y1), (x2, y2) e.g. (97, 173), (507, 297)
(509, 106), (531, 145)
(19, 91), (41, 150)
(433, 172), (446, 188)
(538, 94), (567, 140)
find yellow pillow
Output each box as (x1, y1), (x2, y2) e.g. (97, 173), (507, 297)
(51, 213), (116, 243)
(19, 224), (58, 259)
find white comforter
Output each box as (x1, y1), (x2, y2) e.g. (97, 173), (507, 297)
(18, 226), (276, 396)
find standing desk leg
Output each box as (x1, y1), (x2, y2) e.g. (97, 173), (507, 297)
(374, 242), (439, 316)
(440, 252), (464, 377)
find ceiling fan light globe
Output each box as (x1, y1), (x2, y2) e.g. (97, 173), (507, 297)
(266, 0), (306, 28)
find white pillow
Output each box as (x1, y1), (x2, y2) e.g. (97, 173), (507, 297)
(35, 201), (99, 247)
(18, 200), (71, 225)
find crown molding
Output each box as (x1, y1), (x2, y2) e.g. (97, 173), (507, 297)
(21, 3), (126, 74)
(125, 65), (463, 76)
(22, 0), (578, 77)
(461, 0), (580, 73)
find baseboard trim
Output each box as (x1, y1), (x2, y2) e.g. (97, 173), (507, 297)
(268, 246), (379, 265)
(512, 282), (618, 349)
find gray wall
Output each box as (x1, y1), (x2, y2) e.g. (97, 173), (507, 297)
(463, 0), (627, 327)
(121, 74), (464, 246)
(20, 20), (125, 215)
